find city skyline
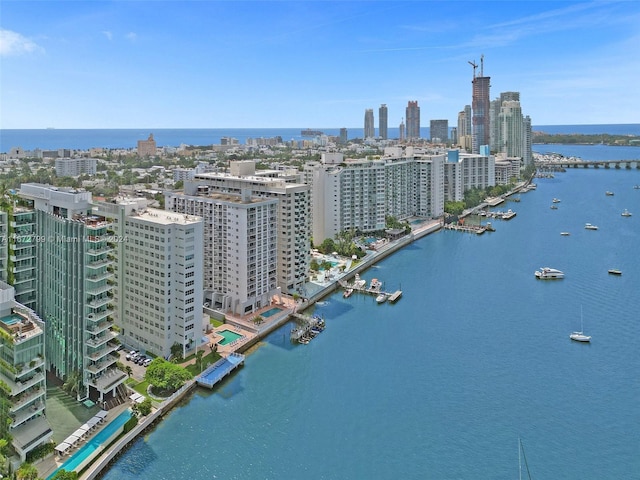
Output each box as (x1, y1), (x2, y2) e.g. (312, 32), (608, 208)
(1, 1), (639, 129)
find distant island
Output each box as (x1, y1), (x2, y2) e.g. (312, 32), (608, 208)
(533, 132), (640, 146)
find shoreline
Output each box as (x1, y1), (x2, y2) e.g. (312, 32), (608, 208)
(67, 219), (443, 480)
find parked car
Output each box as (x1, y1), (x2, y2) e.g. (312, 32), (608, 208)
(136, 356), (147, 365)
(143, 358), (152, 367)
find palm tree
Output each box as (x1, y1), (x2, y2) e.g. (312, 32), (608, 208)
(15, 462), (39, 480)
(125, 366), (133, 378)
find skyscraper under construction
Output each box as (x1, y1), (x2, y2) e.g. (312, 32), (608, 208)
(470, 56), (490, 154)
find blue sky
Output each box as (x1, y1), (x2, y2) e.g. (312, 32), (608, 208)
(1, 1), (639, 129)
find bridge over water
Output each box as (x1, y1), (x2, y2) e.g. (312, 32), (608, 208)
(536, 159), (640, 169)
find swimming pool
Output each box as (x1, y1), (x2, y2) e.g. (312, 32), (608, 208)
(261, 307), (282, 318)
(217, 329), (243, 345)
(47, 410), (133, 478)
(0, 315), (22, 326)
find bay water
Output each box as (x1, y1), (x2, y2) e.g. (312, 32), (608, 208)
(101, 165), (640, 479)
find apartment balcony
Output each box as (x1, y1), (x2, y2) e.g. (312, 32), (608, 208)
(86, 319), (114, 334)
(86, 354), (119, 375)
(86, 246), (111, 256)
(86, 307), (113, 322)
(11, 401), (45, 428)
(16, 358), (45, 381)
(86, 271), (113, 283)
(86, 283), (112, 297)
(86, 342), (118, 362)
(86, 330), (117, 348)
(87, 258), (113, 270)
(10, 372), (45, 397)
(87, 296), (111, 309)
(10, 387), (45, 413)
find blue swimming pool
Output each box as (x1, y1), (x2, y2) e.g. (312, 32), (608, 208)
(0, 315), (22, 326)
(47, 410), (133, 478)
(261, 307), (282, 318)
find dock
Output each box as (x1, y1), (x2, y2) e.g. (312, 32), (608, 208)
(290, 313), (325, 343)
(339, 275), (402, 303)
(196, 353), (245, 389)
(444, 223), (486, 234)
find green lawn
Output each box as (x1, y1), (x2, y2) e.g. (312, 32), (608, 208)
(184, 351), (221, 376)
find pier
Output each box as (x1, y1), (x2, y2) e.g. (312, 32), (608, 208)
(290, 313), (324, 343)
(444, 223), (487, 234)
(196, 353), (245, 389)
(339, 275), (402, 302)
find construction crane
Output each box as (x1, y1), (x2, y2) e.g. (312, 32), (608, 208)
(468, 59), (477, 79)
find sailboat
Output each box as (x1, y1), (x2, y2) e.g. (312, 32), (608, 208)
(570, 307), (591, 342)
(518, 437), (533, 480)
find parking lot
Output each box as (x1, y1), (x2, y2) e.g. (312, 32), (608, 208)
(118, 350), (151, 381)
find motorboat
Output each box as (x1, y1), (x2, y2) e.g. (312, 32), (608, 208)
(535, 267), (564, 279)
(552, 198), (561, 203)
(621, 209), (632, 217)
(608, 269), (622, 276)
(343, 288), (354, 298)
(584, 223), (598, 230)
(605, 191), (614, 196)
(634, 185), (640, 189)
(560, 232), (571, 236)
(550, 205), (558, 210)
(375, 293), (387, 304)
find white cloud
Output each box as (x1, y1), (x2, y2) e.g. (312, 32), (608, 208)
(102, 31), (113, 41)
(125, 32), (137, 42)
(0, 29), (43, 56)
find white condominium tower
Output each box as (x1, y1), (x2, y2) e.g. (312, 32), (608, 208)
(443, 149), (495, 202)
(94, 199), (204, 358)
(18, 184), (125, 404)
(304, 150), (445, 242)
(167, 161), (311, 295)
(165, 189), (277, 316)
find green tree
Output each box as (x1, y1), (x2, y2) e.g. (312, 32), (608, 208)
(137, 398), (152, 416)
(195, 349), (204, 373)
(170, 342), (183, 362)
(15, 462), (39, 480)
(145, 358), (193, 393)
(125, 366), (133, 378)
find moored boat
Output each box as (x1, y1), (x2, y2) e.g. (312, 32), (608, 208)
(343, 288), (354, 298)
(552, 198), (561, 203)
(560, 232), (570, 236)
(608, 269), (622, 275)
(535, 267), (564, 279)
(584, 223), (598, 230)
(621, 209), (632, 217)
(375, 293), (387, 304)
(605, 191), (614, 196)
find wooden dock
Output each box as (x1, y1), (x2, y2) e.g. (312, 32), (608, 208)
(340, 276), (402, 303)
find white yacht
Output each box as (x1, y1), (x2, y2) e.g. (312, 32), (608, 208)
(584, 223), (599, 230)
(535, 267), (564, 280)
(375, 293), (387, 304)
(570, 331), (591, 342)
(621, 209), (632, 217)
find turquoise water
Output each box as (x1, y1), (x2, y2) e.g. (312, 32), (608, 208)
(217, 330), (243, 345)
(102, 166), (640, 479)
(0, 315), (22, 326)
(260, 307), (282, 318)
(48, 410), (132, 478)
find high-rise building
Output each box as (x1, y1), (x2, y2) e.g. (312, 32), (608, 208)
(379, 104), (388, 140)
(164, 190), (278, 316)
(499, 100), (524, 158)
(523, 115), (533, 166)
(471, 63), (491, 153)
(406, 101), (421, 139)
(0, 282), (52, 461)
(364, 109), (375, 139)
(399, 119), (405, 141)
(94, 199), (205, 358)
(137, 133), (157, 157)
(167, 162), (310, 294)
(339, 128), (348, 145)
(304, 149), (445, 241)
(430, 120), (449, 143)
(18, 184), (126, 404)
